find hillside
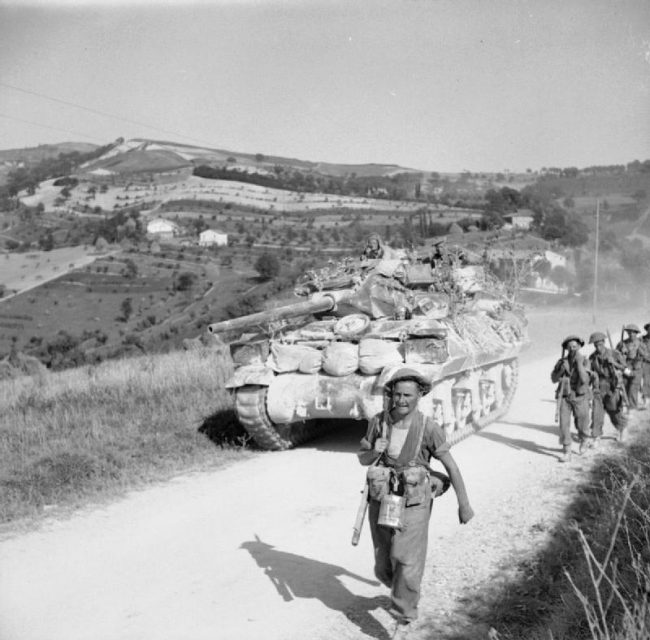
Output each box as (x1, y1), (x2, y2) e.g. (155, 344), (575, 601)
(79, 138), (421, 181)
(0, 142), (98, 165)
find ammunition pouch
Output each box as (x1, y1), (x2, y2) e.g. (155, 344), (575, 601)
(604, 389), (622, 412)
(400, 466), (428, 507)
(366, 466), (392, 502)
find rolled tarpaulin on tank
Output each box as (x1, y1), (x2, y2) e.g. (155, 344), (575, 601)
(267, 343), (320, 373)
(358, 338), (403, 374)
(322, 342), (359, 376)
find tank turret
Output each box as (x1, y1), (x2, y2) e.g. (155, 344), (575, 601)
(212, 245), (529, 450)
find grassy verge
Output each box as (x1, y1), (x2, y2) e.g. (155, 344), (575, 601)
(0, 346), (252, 525)
(446, 416), (650, 640)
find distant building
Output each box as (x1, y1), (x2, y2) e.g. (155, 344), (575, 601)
(146, 218), (179, 239)
(504, 209), (534, 229)
(543, 249), (568, 270)
(199, 229), (228, 247)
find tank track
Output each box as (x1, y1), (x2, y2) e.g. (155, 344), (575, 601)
(235, 385), (327, 450)
(235, 358), (519, 451)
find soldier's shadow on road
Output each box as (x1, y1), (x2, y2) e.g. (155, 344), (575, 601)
(240, 536), (392, 639)
(475, 428), (560, 458)
(499, 420), (559, 437)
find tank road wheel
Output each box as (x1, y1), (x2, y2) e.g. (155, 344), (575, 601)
(445, 359), (519, 447)
(234, 386), (325, 451)
(475, 358), (519, 427)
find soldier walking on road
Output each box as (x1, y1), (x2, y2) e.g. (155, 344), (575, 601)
(642, 323), (650, 408)
(551, 335), (591, 462)
(588, 332), (628, 444)
(615, 324), (650, 410)
(358, 368), (474, 638)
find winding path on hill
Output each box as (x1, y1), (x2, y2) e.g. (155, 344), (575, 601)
(0, 315), (647, 640)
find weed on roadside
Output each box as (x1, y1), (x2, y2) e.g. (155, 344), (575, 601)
(0, 349), (253, 524)
(443, 420), (650, 640)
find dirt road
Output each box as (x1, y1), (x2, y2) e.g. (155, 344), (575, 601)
(0, 307), (645, 640)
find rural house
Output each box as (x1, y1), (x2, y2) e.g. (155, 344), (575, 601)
(146, 218), (179, 240)
(199, 229), (228, 247)
(503, 209), (535, 230)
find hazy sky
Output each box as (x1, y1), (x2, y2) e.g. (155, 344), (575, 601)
(1, 0), (649, 172)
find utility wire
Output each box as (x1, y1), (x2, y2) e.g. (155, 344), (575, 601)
(0, 113), (104, 143)
(0, 81), (218, 148)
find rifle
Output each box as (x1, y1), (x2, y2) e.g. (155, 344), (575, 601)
(606, 329), (630, 411)
(621, 325), (625, 346)
(351, 481), (370, 546)
(351, 422), (386, 546)
(554, 347), (566, 423)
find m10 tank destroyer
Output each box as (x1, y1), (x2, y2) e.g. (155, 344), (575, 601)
(208, 245), (529, 450)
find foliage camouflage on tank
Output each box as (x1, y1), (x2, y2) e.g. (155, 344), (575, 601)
(208, 244), (529, 450)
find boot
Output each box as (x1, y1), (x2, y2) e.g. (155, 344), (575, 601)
(392, 620), (412, 639)
(617, 429), (626, 443)
(579, 439), (588, 455)
(560, 446), (572, 463)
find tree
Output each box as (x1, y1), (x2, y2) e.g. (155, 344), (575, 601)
(479, 210), (505, 230)
(549, 265), (571, 290)
(39, 230), (54, 251)
(123, 258), (138, 279)
(176, 271), (197, 291)
(533, 258), (552, 280)
(539, 209), (588, 247)
(255, 253), (281, 280)
(120, 297), (133, 322)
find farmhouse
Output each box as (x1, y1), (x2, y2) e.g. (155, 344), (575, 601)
(146, 218), (179, 239)
(199, 229), (228, 247)
(503, 209), (535, 230)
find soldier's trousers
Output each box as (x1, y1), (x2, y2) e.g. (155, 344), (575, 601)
(558, 395), (590, 447)
(368, 488), (432, 622)
(624, 373), (642, 409)
(591, 393), (627, 436)
(642, 364), (650, 398)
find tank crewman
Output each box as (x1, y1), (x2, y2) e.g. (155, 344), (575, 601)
(361, 233), (386, 261)
(615, 324), (650, 410)
(588, 332), (628, 444)
(642, 323), (650, 408)
(551, 335), (591, 461)
(358, 368), (473, 637)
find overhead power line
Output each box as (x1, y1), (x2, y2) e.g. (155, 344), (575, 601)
(0, 81), (219, 148)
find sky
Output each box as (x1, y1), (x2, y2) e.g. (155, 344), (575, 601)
(0, 0), (649, 172)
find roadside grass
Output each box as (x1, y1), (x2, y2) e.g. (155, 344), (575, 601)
(0, 347), (252, 525)
(444, 417), (650, 640)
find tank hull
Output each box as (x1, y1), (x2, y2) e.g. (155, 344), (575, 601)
(233, 355), (522, 450)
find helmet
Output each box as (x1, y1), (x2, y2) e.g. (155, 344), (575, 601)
(624, 324), (640, 333)
(562, 335), (584, 349)
(588, 331), (607, 344)
(385, 368), (432, 395)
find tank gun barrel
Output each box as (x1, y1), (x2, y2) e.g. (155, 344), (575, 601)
(208, 292), (346, 334)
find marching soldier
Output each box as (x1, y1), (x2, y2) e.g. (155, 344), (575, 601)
(358, 368), (473, 637)
(615, 324), (650, 410)
(551, 335), (591, 461)
(588, 332), (628, 444)
(642, 323), (650, 408)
